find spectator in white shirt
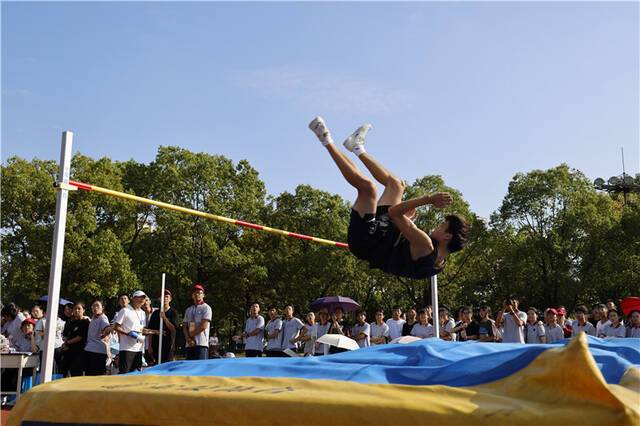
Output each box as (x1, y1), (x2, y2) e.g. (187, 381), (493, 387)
(264, 307), (284, 357)
(315, 309), (331, 356)
(295, 312), (317, 356)
(281, 305), (304, 352)
(183, 284), (213, 360)
(544, 308), (564, 343)
(524, 308), (546, 344)
(84, 300), (111, 376)
(209, 332), (220, 358)
(102, 293), (130, 337)
(30, 305), (44, 323)
(1, 303), (27, 347)
(370, 310), (390, 345)
(114, 291), (149, 373)
(385, 306), (406, 341)
(411, 309), (433, 339)
(117, 294), (130, 311)
(352, 310), (370, 348)
(438, 306), (456, 341)
(572, 305), (596, 337)
(242, 303), (265, 357)
(626, 310), (640, 338)
(590, 304), (610, 335)
(601, 309), (626, 338)
(0, 318), (38, 394)
(496, 297), (527, 343)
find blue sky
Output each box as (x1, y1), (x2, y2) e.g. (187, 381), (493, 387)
(2, 1), (638, 218)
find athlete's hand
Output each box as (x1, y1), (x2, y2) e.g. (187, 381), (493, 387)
(429, 192), (453, 208)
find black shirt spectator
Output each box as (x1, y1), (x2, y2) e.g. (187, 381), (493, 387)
(63, 318), (90, 353)
(148, 306), (178, 363)
(402, 308), (418, 336)
(61, 302), (90, 377)
(474, 319), (495, 341)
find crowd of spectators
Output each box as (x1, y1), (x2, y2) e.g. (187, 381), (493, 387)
(229, 296), (640, 356)
(1, 289), (639, 387)
(0, 283), (209, 384)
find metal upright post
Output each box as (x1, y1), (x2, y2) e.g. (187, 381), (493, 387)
(157, 273), (166, 364)
(41, 131), (74, 383)
(431, 275), (440, 340)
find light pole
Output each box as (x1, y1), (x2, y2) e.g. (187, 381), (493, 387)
(594, 174), (640, 204)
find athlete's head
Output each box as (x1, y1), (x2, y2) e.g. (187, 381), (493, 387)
(431, 214), (469, 253)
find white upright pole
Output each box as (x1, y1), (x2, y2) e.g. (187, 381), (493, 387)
(431, 275), (440, 340)
(157, 273), (166, 364)
(41, 131), (74, 383)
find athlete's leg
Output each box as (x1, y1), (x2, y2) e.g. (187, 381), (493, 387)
(359, 153), (405, 206)
(343, 124), (405, 207)
(309, 117), (377, 216)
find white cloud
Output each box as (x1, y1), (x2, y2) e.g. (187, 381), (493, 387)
(232, 67), (414, 114)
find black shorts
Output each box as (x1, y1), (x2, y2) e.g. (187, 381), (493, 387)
(348, 205), (399, 267)
(119, 350), (142, 374)
(245, 349), (263, 358)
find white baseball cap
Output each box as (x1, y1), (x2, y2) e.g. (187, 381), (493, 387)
(132, 290), (147, 298)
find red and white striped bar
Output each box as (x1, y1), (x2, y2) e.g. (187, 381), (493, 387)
(68, 180), (349, 249)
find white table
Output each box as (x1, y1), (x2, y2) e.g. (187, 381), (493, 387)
(1, 353), (39, 402)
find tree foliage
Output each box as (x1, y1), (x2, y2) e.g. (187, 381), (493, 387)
(2, 153), (638, 331)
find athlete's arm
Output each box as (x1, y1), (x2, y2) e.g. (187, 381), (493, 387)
(388, 193), (452, 259)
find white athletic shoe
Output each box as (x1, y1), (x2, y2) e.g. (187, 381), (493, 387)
(343, 123), (372, 153)
(308, 116), (333, 145)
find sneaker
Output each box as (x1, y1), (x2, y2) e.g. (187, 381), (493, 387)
(308, 116), (333, 145)
(343, 123), (372, 152)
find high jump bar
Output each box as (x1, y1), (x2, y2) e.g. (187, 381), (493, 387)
(64, 179), (349, 249)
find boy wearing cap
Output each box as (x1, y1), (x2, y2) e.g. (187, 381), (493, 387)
(12, 318), (39, 353)
(543, 309), (564, 343)
(183, 284), (212, 360)
(0, 318), (39, 394)
(113, 290), (148, 373)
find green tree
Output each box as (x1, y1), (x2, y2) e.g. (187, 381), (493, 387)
(489, 164), (622, 309)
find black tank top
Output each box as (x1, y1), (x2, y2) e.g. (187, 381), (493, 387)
(368, 224), (444, 279)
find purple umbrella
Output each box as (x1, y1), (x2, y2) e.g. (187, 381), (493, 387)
(310, 296), (360, 313)
(38, 295), (74, 306)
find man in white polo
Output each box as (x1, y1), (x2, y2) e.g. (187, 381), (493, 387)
(386, 306), (406, 341)
(183, 283), (212, 360)
(280, 305), (304, 353)
(264, 307), (284, 357)
(113, 290), (147, 373)
(496, 297), (527, 343)
(243, 303), (265, 357)
(370, 309), (390, 345)
(352, 310), (370, 348)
